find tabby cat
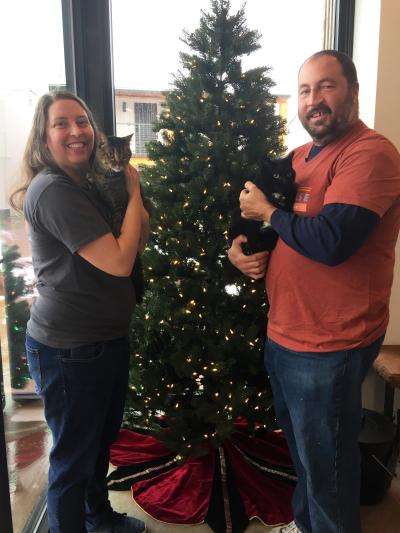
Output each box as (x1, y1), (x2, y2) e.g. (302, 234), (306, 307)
(228, 153), (296, 254)
(86, 133), (148, 303)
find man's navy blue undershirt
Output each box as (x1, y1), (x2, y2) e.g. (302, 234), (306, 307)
(270, 145), (380, 266)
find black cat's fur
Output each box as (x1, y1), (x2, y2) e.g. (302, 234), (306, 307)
(229, 152), (296, 254)
(86, 133), (147, 303)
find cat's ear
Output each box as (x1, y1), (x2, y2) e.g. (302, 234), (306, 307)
(284, 151), (294, 164)
(260, 155), (273, 172)
(123, 133), (134, 142)
(98, 131), (108, 149)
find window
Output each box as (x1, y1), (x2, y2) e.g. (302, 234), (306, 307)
(134, 103), (158, 157)
(111, 0), (326, 156)
(0, 1), (65, 531)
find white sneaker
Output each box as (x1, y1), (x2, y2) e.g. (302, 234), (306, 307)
(280, 521), (300, 533)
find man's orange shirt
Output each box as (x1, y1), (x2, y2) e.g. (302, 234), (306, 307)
(266, 120), (400, 352)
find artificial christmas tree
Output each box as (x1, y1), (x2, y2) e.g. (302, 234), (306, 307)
(126, 0), (285, 456)
(116, 2), (294, 529)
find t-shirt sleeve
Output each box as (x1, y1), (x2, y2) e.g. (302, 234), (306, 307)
(270, 203), (379, 265)
(31, 179), (111, 253)
(324, 138), (400, 216)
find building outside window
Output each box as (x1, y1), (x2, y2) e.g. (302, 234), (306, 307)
(134, 102), (158, 157)
(115, 90), (163, 164)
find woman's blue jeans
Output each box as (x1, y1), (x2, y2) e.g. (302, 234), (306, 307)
(264, 335), (383, 533)
(26, 334), (130, 533)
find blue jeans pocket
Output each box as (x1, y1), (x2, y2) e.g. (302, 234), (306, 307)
(61, 342), (108, 391)
(26, 341), (42, 394)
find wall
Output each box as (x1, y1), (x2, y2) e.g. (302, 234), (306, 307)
(354, 0), (400, 412)
(374, 0), (400, 347)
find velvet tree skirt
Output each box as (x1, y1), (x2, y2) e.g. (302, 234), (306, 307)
(107, 422), (295, 533)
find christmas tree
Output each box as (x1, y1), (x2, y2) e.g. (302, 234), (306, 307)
(125, 0), (286, 457)
(1, 244), (31, 390)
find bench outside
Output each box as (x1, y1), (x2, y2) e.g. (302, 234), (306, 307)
(373, 345), (400, 418)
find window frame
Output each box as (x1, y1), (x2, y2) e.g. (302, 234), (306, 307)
(61, 0), (116, 134)
(0, 389), (13, 532)
(334, 0), (356, 56)
(324, 0), (355, 55)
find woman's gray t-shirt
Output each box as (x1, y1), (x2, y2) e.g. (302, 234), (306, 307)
(23, 168), (135, 348)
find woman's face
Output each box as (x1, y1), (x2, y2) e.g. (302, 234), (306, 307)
(45, 99), (95, 180)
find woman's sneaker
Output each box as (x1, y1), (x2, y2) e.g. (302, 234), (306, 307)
(280, 521), (300, 533)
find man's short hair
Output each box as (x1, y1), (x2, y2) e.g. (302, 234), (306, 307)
(307, 50), (358, 86)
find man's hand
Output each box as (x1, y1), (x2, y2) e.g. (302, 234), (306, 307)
(239, 181), (277, 223)
(227, 235), (269, 280)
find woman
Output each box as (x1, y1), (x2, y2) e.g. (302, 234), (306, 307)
(10, 91), (148, 533)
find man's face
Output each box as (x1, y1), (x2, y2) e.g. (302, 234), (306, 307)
(298, 55), (358, 146)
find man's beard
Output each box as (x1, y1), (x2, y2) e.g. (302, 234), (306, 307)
(300, 96), (356, 145)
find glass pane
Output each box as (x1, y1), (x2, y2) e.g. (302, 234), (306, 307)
(111, 0), (326, 159)
(0, 1), (65, 531)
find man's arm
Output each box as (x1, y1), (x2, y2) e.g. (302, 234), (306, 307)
(270, 204), (379, 265)
(240, 182), (379, 266)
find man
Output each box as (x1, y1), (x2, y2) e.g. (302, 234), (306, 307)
(228, 50), (400, 533)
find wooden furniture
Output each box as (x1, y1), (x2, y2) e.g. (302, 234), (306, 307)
(373, 345), (400, 418)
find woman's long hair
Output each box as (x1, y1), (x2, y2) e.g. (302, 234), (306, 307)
(9, 90), (101, 212)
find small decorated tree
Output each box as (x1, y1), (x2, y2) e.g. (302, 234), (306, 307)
(1, 244), (31, 390)
(126, 0), (286, 457)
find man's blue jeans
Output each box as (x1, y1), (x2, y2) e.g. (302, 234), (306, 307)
(264, 335), (383, 533)
(26, 334), (130, 533)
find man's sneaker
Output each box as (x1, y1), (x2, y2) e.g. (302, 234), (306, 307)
(280, 521), (300, 533)
(86, 511), (146, 533)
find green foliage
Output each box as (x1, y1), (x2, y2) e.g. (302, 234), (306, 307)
(126, 0), (283, 456)
(1, 244), (30, 389)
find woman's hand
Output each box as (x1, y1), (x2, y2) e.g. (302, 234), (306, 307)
(126, 165), (150, 253)
(227, 235), (269, 280)
(239, 181), (276, 223)
(138, 202), (150, 254)
(125, 164), (140, 196)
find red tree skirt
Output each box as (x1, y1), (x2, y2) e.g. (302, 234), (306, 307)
(108, 424), (295, 531)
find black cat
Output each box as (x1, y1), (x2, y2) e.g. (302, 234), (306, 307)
(229, 152), (296, 254)
(86, 133), (148, 303)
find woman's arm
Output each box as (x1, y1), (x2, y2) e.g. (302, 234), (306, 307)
(78, 165), (143, 276)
